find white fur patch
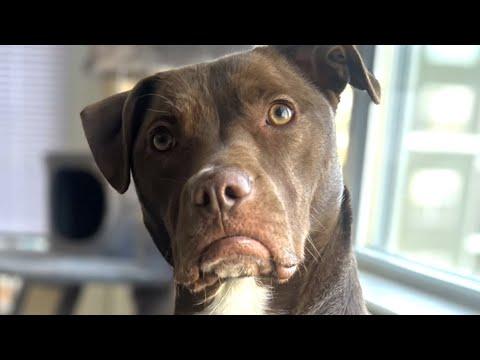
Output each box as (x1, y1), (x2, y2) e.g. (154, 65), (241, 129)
(197, 277), (270, 315)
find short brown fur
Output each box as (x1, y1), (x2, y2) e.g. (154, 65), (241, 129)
(80, 45), (380, 315)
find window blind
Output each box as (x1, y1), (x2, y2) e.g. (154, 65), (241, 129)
(0, 45), (69, 234)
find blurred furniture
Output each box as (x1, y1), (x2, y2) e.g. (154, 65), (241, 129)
(0, 250), (172, 314)
(47, 153), (117, 254)
(0, 152), (173, 315)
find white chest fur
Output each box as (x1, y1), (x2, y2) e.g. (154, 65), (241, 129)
(197, 277), (270, 315)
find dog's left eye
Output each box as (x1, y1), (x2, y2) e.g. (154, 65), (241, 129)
(267, 103), (294, 126)
(152, 128), (176, 152)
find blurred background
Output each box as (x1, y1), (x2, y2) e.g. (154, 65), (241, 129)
(0, 45), (479, 315)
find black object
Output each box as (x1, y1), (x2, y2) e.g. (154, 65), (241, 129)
(46, 153), (117, 253)
(51, 168), (105, 241)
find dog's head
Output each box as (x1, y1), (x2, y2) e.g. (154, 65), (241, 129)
(81, 45), (380, 293)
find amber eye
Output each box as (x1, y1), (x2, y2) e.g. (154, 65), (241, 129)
(267, 103), (294, 126)
(152, 128), (175, 152)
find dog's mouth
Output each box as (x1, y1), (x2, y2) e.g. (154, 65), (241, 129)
(181, 236), (298, 293)
(200, 236), (273, 276)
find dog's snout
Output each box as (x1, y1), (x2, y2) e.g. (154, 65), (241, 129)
(192, 168), (252, 213)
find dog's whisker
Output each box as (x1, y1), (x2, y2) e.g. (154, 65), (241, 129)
(304, 242), (319, 263)
(309, 212), (328, 232)
(194, 282), (223, 306)
(300, 263), (308, 275)
(306, 234), (322, 259)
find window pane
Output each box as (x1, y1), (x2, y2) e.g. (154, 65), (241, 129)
(0, 46), (69, 235)
(357, 45), (480, 282)
(336, 86), (354, 166)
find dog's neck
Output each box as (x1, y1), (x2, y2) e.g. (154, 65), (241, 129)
(174, 188), (367, 315)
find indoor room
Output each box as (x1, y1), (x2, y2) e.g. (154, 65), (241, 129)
(0, 45), (478, 315)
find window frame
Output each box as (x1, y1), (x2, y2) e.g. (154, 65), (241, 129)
(347, 45), (480, 314)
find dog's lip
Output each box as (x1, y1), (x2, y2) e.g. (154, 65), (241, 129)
(199, 236), (271, 265)
(198, 235), (298, 281)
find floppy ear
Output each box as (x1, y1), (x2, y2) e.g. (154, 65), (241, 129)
(272, 45), (381, 105)
(80, 75), (158, 193)
(80, 91), (130, 193)
(81, 75), (174, 265)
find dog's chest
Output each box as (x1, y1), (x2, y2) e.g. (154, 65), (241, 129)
(197, 278), (271, 315)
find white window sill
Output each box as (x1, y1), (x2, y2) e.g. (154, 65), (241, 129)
(359, 270), (479, 315)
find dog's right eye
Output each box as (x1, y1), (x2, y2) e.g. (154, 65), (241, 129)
(152, 128), (176, 152)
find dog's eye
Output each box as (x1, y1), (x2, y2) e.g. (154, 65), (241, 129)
(152, 128), (176, 152)
(267, 103), (294, 126)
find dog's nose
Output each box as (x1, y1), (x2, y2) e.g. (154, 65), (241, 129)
(192, 168), (252, 213)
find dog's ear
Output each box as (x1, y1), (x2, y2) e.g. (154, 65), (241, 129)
(80, 75), (158, 193)
(272, 45), (381, 105)
(81, 75), (174, 265)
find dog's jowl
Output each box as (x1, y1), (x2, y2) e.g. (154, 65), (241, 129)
(80, 45), (381, 315)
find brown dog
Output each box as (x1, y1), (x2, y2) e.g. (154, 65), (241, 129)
(80, 45), (380, 315)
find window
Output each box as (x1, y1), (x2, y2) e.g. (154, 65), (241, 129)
(354, 45), (480, 312)
(0, 46), (71, 314)
(0, 46), (69, 238)
(335, 87), (354, 166)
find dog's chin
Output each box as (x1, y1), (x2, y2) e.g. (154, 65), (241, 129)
(183, 236), (298, 293)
